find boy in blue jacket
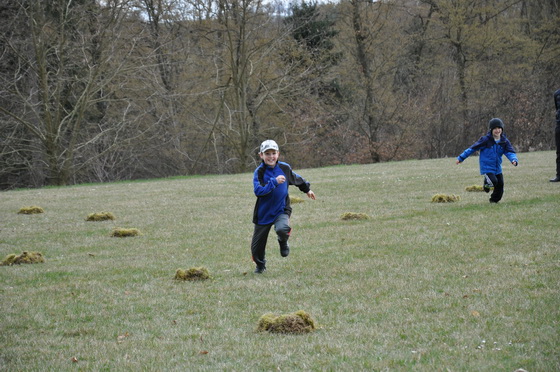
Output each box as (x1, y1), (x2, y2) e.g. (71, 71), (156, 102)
(251, 140), (316, 273)
(456, 118), (518, 203)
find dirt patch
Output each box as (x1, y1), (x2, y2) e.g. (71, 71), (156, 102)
(111, 228), (141, 237)
(340, 212), (370, 221)
(18, 206), (44, 214)
(86, 212), (115, 221)
(257, 310), (316, 334)
(465, 185), (484, 192)
(431, 194), (460, 203)
(2, 251), (45, 266)
(174, 267), (211, 281)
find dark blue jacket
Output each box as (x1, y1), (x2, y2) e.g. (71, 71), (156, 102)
(457, 132), (518, 175)
(252, 161), (310, 225)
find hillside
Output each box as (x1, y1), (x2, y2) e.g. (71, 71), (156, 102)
(1, 151), (558, 370)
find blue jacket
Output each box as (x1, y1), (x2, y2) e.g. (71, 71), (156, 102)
(457, 132), (518, 175)
(252, 161), (310, 225)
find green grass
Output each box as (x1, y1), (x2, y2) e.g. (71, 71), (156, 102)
(1, 151), (558, 371)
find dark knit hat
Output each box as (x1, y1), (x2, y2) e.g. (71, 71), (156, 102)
(488, 118), (504, 130)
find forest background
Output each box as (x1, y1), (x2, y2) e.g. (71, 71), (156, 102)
(1, 0), (559, 189)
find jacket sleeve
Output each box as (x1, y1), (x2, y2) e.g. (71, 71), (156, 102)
(253, 168), (278, 197)
(280, 163), (311, 193)
(291, 171), (311, 193)
(503, 139), (518, 164)
(457, 136), (487, 162)
(457, 148), (474, 162)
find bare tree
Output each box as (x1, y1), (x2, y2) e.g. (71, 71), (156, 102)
(416, 0), (530, 146)
(0, 0), (136, 187)
(341, 0), (411, 162)
(2, 0), (557, 187)
(191, 0), (336, 172)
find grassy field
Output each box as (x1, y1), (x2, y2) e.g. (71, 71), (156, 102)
(1, 151), (558, 371)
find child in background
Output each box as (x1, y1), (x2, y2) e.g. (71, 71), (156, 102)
(251, 140), (316, 273)
(456, 118), (518, 203)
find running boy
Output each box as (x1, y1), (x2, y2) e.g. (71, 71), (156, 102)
(456, 118), (518, 203)
(251, 140), (316, 273)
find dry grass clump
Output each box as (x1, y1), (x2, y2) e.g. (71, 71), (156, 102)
(289, 196), (305, 204)
(431, 194), (461, 203)
(340, 212), (370, 221)
(18, 206), (44, 214)
(110, 228), (141, 237)
(174, 267), (211, 281)
(1, 251), (45, 266)
(86, 212), (115, 221)
(257, 310), (316, 334)
(465, 185), (484, 192)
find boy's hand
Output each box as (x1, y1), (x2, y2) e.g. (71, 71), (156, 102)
(276, 175), (286, 184)
(512, 161), (518, 166)
(306, 190), (316, 200)
(456, 159), (461, 165)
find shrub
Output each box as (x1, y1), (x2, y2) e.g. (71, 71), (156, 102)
(1, 251), (45, 266)
(86, 212), (115, 221)
(111, 228), (140, 237)
(174, 267), (211, 281)
(465, 185), (484, 192)
(431, 194), (461, 203)
(18, 206), (44, 214)
(340, 212), (370, 221)
(257, 310), (316, 334)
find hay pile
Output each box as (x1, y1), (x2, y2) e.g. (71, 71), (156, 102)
(465, 185), (484, 192)
(257, 310), (316, 334)
(289, 196), (305, 204)
(18, 206), (44, 214)
(340, 212), (370, 221)
(1, 251), (45, 266)
(110, 228), (141, 237)
(86, 212), (115, 221)
(431, 194), (461, 203)
(174, 267), (211, 281)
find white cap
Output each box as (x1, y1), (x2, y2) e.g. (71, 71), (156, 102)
(259, 140), (279, 153)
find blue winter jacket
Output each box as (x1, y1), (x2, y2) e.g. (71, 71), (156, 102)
(252, 161), (310, 225)
(457, 132), (518, 175)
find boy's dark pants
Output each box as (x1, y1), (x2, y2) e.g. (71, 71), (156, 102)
(555, 124), (560, 177)
(485, 173), (504, 203)
(251, 214), (291, 269)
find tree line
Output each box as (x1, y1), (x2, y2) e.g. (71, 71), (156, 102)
(1, 0), (559, 189)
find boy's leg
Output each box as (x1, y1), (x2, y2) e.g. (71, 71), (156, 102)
(483, 173), (495, 193)
(274, 214), (291, 257)
(489, 173), (504, 203)
(251, 223), (272, 272)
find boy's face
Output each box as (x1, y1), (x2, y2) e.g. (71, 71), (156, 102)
(492, 127), (502, 137)
(260, 149), (279, 167)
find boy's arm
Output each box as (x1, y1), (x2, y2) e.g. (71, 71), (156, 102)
(280, 163), (311, 193)
(504, 150), (518, 166)
(457, 136), (487, 163)
(456, 148), (474, 163)
(253, 170), (278, 197)
(503, 139), (518, 166)
(290, 171), (311, 194)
